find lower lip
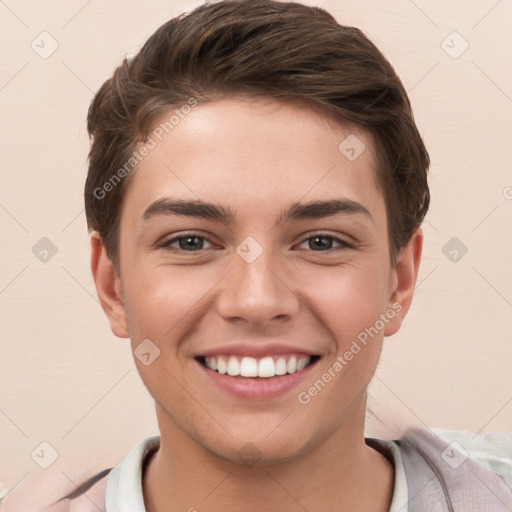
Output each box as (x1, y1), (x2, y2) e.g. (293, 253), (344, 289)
(195, 359), (318, 400)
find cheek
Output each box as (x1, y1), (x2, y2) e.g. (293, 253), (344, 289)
(296, 268), (389, 411)
(122, 264), (218, 346)
(312, 263), (390, 341)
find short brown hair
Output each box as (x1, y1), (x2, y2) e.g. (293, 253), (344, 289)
(85, 0), (430, 269)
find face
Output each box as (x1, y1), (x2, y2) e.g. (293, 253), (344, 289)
(92, 97), (421, 466)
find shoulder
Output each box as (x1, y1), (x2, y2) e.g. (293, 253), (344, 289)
(430, 428), (512, 491)
(1, 436), (160, 512)
(395, 427), (512, 510)
(1, 468), (110, 512)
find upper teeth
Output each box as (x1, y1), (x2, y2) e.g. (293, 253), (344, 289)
(204, 355), (311, 378)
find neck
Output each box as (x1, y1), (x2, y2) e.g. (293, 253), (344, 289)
(143, 406), (395, 512)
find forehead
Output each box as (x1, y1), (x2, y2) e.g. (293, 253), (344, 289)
(121, 97), (386, 228)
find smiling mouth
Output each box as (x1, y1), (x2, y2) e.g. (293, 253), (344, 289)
(196, 354), (321, 378)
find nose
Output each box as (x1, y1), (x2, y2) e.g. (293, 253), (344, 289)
(215, 247), (301, 328)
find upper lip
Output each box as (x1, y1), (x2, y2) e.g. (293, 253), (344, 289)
(196, 343), (319, 359)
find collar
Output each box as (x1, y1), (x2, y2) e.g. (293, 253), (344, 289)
(105, 435), (408, 511)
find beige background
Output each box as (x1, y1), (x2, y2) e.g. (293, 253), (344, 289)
(1, 0), (511, 503)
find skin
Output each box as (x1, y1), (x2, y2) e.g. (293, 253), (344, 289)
(91, 97), (422, 511)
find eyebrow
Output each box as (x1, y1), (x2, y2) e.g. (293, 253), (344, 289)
(142, 197), (373, 225)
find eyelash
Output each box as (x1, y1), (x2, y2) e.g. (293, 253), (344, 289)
(159, 232), (353, 254)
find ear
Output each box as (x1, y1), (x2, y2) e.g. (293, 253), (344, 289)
(384, 227), (423, 337)
(90, 231), (129, 338)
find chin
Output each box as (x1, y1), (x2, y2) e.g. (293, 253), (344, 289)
(205, 425), (319, 468)
(215, 441), (307, 468)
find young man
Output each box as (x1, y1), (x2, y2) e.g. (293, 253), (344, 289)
(5, 0), (510, 511)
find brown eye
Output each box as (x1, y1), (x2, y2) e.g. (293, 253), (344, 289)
(298, 234), (351, 252)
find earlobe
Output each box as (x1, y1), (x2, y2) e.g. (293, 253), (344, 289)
(90, 232), (129, 338)
(384, 227), (423, 337)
